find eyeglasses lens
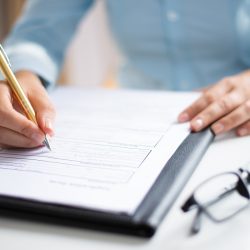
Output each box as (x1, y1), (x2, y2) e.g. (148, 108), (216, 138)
(194, 173), (249, 221)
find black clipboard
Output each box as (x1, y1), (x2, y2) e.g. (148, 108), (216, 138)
(0, 128), (214, 238)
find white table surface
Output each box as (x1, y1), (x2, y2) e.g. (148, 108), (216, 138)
(1, 133), (250, 250)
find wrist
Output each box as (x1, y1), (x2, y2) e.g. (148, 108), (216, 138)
(14, 70), (45, 90)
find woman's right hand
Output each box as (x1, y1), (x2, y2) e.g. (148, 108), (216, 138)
(0, 70), (56, 148)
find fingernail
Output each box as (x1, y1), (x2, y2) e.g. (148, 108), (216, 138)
(238, 128), (248, 136)
(178, 113), (189, 122)
(193, 118), (203, 130)
(45, 118), (53, 130)
(31, 133), (44, 143)
(45, 118), (54, 135)
(212, 123), (224, 134)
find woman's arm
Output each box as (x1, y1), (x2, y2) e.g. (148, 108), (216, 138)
(0, 0), (94, 148)
(2, 0), (94, 88)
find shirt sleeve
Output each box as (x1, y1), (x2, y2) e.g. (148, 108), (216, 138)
(0, 0), (94, 89)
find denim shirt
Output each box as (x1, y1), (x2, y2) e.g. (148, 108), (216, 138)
(3, 0), (250, 91)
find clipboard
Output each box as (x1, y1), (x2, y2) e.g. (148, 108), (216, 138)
(0, 128), (214, 238)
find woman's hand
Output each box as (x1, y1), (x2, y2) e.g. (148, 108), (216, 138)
(0, 70), (56, 148)
(178, 70), (250, 137)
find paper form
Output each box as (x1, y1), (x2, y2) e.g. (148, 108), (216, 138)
(0, 87), (199, 214)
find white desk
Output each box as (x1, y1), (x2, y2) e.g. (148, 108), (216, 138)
(1, 133), (250, 250)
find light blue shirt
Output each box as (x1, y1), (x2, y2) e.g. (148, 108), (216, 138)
(3, 0), (250, 90)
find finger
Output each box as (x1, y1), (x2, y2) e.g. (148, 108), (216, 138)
(0, 85), (45, 143)
(190, 90), (245, 132)
(0, 81), (12, 101)
(211, 100), (250, 135)
(28, 85), (56, 137)
(178, 78), (233, 122)
(236, 120), (250, 137)
(0, 144), (12, 150)
(0, 126), (42, 148)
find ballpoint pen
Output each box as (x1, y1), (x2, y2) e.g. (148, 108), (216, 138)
(0, 44), (51, 150)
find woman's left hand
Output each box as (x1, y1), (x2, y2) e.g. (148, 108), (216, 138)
(178, 70), (250, 137)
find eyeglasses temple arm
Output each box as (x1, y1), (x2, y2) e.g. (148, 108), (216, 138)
(191, 208), (202, 234)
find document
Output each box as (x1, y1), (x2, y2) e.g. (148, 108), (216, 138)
(0, 87), (199, 214)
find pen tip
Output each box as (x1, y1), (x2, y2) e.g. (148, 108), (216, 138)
(43, 135), (52, 151)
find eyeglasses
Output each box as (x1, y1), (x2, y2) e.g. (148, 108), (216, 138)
(181, 167), (250, 234)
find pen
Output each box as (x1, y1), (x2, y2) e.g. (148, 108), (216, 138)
(0, 44), (51, 150)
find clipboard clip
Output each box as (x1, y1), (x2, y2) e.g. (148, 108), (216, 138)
(0, 44), (11, 68)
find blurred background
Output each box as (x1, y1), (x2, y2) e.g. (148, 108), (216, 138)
(0, 0), (120, 87)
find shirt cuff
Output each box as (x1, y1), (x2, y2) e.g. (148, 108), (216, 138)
(0, 42), (58, 90)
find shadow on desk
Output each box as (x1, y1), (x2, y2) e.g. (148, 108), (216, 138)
(0, 209), (149, 246)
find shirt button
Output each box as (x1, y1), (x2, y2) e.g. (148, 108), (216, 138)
(166, 10), (179, 22)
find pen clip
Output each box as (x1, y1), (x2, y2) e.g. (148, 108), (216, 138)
(0, 44), (11, 68)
